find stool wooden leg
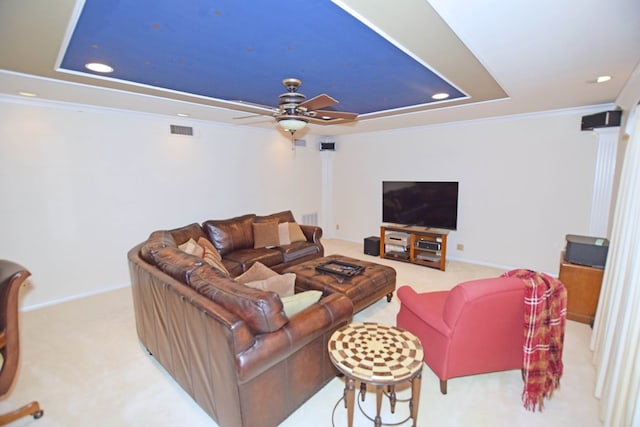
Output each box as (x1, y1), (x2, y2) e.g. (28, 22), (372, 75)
(389, 385), (397, 413)
(375, 385), (383, 427)
(410, 372), (422, 427)
(345, 377), (355, 427)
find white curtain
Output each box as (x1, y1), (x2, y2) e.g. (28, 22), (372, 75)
(590, 106), (640, 426)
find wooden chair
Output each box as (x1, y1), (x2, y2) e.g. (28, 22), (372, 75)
(0, 260), (43, 425)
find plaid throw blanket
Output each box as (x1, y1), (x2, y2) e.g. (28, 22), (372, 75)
(502, 269), (567, 411)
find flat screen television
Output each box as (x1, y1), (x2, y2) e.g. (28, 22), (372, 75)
(382, 181), (459, 230)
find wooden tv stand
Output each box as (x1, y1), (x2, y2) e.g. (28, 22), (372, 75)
(380, 225), (449, 271)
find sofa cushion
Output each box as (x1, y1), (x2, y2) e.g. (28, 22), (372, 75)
(245, 273), (296, 297)
(277, 222), (307, 245)
(254, 210), (296, 224)
(278, 241), (320, 262)
(179, 238), (205, 257)
(235, 262), (278, 283)
(169, 222), (207, 245)
(189, 266), (288, 334)
(235, 262), (295, 297)
(203, 214), (256, 256)
(278, 222), (291, 245)
(253, 221), (280, 248)
(281, 290), (323, 317)
(287, 222), (307, 243)
(197, 237), (221, 260)
(222, 259), (244, 277)
(225, 248), (284, 271)
(203, 247), (231, 277)
(178, 237), (230, 277)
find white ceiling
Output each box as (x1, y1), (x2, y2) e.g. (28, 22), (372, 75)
(1, 0), (639, 136)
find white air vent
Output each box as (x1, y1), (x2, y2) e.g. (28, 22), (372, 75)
(301, 212), (318, 226)
(170, 124), (194, 136)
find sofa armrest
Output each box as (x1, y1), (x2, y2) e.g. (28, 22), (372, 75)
(299, 224), (322, 245)
(235, 293), (353, 382)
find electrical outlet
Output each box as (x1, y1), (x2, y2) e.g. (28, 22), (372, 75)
(457, 244), (464, 251)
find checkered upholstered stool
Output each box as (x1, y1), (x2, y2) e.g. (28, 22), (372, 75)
(328, 322), (423, 427)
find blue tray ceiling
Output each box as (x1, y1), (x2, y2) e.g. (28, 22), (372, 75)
(60, 0), (465, 115)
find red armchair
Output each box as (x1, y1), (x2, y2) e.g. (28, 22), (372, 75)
(396, 277), (525, 394)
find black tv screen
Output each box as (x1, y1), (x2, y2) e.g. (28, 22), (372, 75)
(382, 181), (459, 230)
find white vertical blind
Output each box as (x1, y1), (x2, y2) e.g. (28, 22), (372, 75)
(590, 106), (640, 426)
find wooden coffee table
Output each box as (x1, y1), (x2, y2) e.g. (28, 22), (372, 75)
(282, 255), (396, 313)
(328, 322), (423, 427)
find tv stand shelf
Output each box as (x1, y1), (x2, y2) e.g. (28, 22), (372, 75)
(380, 225), (449, 271)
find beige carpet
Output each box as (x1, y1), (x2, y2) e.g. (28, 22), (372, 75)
(1, 239), (601, 426)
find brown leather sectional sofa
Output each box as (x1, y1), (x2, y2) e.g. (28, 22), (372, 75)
(128, 211), (353, 427)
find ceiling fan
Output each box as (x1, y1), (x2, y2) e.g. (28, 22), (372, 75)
(236, 78), (358, 134)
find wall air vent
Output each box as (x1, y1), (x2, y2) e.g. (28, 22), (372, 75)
(301, 212), (318, 226)
(170, 124), (194, 136)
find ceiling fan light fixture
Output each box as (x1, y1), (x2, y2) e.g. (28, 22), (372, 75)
(276, 116), (308, 132)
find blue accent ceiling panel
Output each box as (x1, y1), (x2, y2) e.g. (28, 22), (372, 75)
(61, 0), (465, 115)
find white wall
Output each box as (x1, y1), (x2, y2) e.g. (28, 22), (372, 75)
(331, 108), (603, 275)
(0, 96), (612, 307)
(0, 97), (324, 309)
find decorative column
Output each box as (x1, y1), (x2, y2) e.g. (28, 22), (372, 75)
(320, 146), (334, 238)
(589, 127), (620, 237)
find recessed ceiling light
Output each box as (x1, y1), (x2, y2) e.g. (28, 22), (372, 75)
(18, 91), (38, 97)
(177, 113), (190, 117)
(596, 75), (612, 83)
(85, 62), (114, 73)
(432, 92), (450, 100)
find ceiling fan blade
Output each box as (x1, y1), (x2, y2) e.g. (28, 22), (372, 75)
(231, 99), (276, 110)
(233, 114), (264, 120)
(311, 109), (358, 120)
(298, 94), (338, 111)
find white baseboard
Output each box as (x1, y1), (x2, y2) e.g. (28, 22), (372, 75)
(22, 282), (131, 312)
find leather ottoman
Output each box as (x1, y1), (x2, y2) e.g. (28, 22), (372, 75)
(282, 254), (396, 313)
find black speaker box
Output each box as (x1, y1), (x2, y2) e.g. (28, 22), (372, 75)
(581, 110), (622, 131)
(320, 142), (335, 151)
(364, 236), (380, 256)
(565, 234), (609, 268)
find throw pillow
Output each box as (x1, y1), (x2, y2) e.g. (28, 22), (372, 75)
(235, 262), (278, 284)
(203, 214), (256, 256)
(253, 221), (280, 248)
(278, 222), (291, 245)
(244, 273), (296, 297)
(203, 247), (231, 277)
(281, 290), (323, 318)
(197, 237), (222, 261)
(179, 238), (205, 258)
(288, 222), (307, 243)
